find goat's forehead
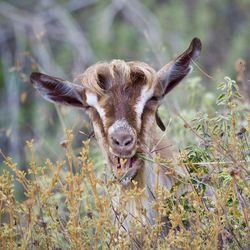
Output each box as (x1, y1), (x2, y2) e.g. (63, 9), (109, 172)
(76, 60), (157, 94)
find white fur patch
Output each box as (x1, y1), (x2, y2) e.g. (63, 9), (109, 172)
(86, 92), (106, 124)
(134, 86), (154, 128)
(108, 118), (135, 136)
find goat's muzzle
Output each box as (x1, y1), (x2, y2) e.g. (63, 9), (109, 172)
(108, 128), (137, 158)
(107, 125), (140, 185)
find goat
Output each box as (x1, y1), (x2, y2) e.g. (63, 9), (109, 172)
(30, 38), (202, 240)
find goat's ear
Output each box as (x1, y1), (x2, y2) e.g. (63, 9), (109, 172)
(155, 37), (202, 98)
(30, 72), (86, 107)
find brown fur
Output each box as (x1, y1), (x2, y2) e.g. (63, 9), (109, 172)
(74, 60), (157, 95)
(76, 60), (158, 138)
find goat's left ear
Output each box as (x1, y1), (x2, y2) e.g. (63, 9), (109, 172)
(155, 37), (202, 98)
(30, 72), (86, 108)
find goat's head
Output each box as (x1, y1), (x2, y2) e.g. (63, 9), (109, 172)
(30, 38), (201, 185)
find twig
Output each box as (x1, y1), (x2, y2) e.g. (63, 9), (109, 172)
(191, 59), (213, 79)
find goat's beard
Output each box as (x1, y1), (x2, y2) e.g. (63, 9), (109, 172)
(108, 153), (142, 186)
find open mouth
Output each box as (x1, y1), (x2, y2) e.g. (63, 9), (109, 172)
(110, 154), (140, 185)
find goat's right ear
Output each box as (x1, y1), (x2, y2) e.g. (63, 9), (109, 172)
(155, 37), (202, 98)
(30, 72), (86, 107)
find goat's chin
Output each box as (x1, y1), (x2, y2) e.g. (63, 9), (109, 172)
(108, 152), (142, 186)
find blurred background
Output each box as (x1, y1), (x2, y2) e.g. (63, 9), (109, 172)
(0, 0), (250, 170)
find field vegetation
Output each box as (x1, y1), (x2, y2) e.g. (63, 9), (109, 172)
(0, 1), (249, 249)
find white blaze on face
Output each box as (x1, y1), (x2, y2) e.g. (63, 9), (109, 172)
(134, 85), (154, 128)
(86, 91), (106, 124)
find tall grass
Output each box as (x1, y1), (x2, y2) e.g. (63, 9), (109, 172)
(0, 77), (249, 249)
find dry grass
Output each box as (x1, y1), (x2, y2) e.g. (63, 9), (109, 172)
(0, 77), (249, 249)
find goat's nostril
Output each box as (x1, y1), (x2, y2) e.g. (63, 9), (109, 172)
(124, 138), (133, 146)
(111, 136), (120, 146)
(110, 132), (135, 149)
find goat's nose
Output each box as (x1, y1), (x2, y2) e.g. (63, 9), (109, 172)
(109, 130), (136, 153)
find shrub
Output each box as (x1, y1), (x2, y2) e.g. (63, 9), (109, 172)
(0, 77), (249, 249)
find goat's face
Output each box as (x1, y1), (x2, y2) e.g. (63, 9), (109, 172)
(30, 38), (201, 185)
(80, 61), (159, 184)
